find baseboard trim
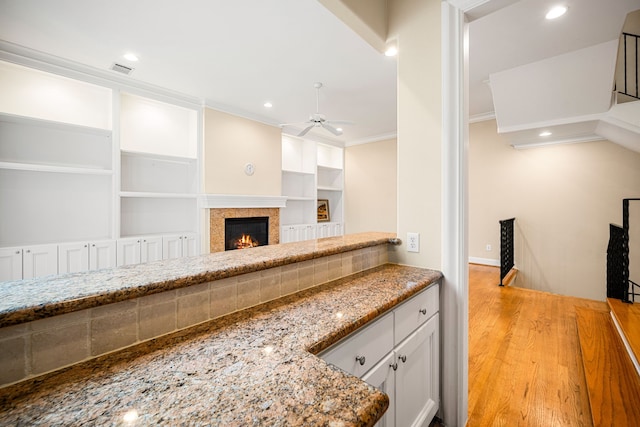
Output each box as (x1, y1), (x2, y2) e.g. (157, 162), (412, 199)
(469, 257), (500, 267)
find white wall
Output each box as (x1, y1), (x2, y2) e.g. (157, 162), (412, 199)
(387, 0), (442, 269)
(344, 139), (397, 233)
(469, 119), (640, 300)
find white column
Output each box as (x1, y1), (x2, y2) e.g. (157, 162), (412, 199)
(441, 2), (469, 426)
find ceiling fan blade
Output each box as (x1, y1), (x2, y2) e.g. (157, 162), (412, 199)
(298, 124), (315, 137)
(280, 121), (309, 127)
(321, 122), (343, 136)
(325, 120), (355, 126)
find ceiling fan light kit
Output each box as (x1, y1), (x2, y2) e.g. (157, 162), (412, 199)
(280, 82), (354, 138)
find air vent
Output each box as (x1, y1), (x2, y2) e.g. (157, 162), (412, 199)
(110, 63), (134, 75)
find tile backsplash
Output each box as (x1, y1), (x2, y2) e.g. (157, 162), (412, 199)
(0, 244), (388, 387)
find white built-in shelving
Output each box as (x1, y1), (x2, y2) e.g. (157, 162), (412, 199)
(0, 60), (201, 282)
(280, 135), (344, 243)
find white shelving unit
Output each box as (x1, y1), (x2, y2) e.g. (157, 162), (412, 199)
(280, 136), (344, 243)
(0, 113), (114, 248)
(118, 93), (199, 242)
(0, 61), (201, 282)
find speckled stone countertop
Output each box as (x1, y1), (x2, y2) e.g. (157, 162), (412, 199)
(0, 232), (396, 327)
(0, 264), (442, 426)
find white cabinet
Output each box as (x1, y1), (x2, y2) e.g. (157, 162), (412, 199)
(163, 233), (198, 259)
(320, 284), (440, 427)
(117, 236), (163, 266)
(89, 241), (117, 271)
(117, 238), (142, 266)
(395, 314), (440, 427)
(0, 247), (23, 281)
(22, 244), (58, 279)
(362, 353), (396, 427)
(58, 240), (117, 274)
(58, 242), (89, 274)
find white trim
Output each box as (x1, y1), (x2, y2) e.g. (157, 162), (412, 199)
(441, 3), (468, 426)
(610, 312), (640, 377)
(496, 113), (604, 134)
(469, 111), (495, 123)
(447, 0), (491, 12)
(199, 194), (287, 209)
(468, 257), (499, 267)
(511, 134), (605, 149)
(204, 100), (282, 129)
(344, 132), (398, 147)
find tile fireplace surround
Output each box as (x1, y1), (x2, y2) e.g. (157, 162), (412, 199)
(210, 208), (280, 253)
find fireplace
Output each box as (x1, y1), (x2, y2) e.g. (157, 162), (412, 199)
(225, 217), (269, 251)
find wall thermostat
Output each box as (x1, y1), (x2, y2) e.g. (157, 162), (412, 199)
(244, 163), (255, 176)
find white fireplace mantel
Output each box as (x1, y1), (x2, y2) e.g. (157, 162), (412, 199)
(199, 194), (288, 209)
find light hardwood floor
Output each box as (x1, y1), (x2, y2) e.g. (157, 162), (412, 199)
(467, 264), (608, 426)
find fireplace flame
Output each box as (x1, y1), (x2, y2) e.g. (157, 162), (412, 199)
(235, 234), (259, 249)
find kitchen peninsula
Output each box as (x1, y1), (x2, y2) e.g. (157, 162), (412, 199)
(0, 233), (442, 426)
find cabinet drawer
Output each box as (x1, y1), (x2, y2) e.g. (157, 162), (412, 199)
(394, 283), (439, 345)
(321, 312), (394, 378)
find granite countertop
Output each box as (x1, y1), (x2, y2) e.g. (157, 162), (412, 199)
(0, 232), (396, 327)
(0, 264), (442, 426)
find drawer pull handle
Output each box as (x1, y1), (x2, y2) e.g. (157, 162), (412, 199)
(390, 362), (398, 371)
(399, 355), (407, 363)
(355, 355), (366, 366)
(419, 308), (427, 315)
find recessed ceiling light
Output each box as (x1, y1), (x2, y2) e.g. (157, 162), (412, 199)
(263, 102), (273, 108)
(546, 5), (567, 20)
(385, 46), (398, 57)
(539, 131), (552, 137)
(336, 127), (343, 132)
(123, 53), (139, 62)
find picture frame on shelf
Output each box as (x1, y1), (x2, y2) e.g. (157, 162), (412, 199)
(317, 199), (330, 222)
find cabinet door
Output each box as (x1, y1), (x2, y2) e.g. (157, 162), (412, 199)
(23, 244), (58, 279)
(0, 247), (23, 281)
(394, 314), (439, 427)
(162, 234), (183, 260)
(299, 224), (316, 241)
(117, 238), (141, 266)
(317, 223), (329, 238)
(182, 233), (198, 257)
(331, 222), (343, 237)
(141, 236), (163, 263)
(362, 352), (396, 427)
(58, 242), (89, 274)
(89, 240), (116, 270)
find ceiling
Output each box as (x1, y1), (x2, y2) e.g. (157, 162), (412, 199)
(0, 0), (638, 146)
(0, 0), (397, 144)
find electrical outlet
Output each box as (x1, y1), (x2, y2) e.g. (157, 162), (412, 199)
(407, 232), (420, 253)
(486, 244), (492, 251)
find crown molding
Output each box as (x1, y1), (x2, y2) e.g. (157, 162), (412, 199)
(0, 40), (201, 109)
(344, 132), (398, 147)
(469, 112), (496, 123)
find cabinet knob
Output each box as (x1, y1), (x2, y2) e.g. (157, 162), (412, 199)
(399, 355), (407, 363)
(355, 355), (366, 366)
(15, 250), (20, 254)
(84, 244), (88, 248)
(419, 308), (427, 315)
(390, 362), (398, 371)
(92, 244), (96, 247)
(26, 250), (30, 253)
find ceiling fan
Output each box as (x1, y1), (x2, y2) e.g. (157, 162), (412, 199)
(281, 82), (353, 137)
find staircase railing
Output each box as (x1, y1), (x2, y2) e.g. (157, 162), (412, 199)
(499, 218), (515, 287)
(619, 32), (639, 100)
(607, 198), (640, 302)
